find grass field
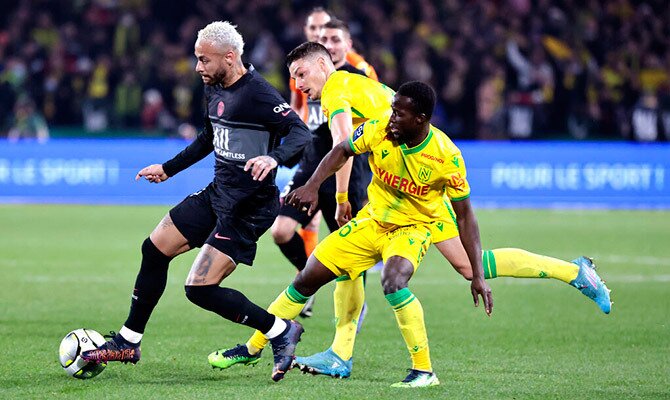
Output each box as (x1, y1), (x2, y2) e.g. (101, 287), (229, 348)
(1, 205), (669, 399)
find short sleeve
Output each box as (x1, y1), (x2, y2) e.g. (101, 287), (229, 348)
(444, 153), (471, 201)
(348, 120), (385, 155)
(321, 74), (352, 127)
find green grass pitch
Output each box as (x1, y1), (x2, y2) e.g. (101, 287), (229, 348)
(1, 205), (668, 399)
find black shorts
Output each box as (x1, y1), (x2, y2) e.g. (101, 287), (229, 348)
(278, 166), (365, 233)
(169, 182), (279, 265)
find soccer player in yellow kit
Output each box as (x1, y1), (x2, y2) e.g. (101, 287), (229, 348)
(211, 43), (611, 384)
(248, 79), (492, 387)
(283, 81), (489, 386)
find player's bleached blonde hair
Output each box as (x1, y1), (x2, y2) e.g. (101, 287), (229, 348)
(197, 21), (244, 55)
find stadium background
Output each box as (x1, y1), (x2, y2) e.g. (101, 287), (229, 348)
(0, 1), (668, 398)
(1, 0), (669, 207)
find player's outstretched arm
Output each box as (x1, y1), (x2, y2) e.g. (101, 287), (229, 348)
(451, 198), (493, 315)
(136, 164), (169, 184)
(285, 141), (354, 216)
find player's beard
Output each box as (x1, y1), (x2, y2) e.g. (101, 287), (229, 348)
(203, 66), (227, 86)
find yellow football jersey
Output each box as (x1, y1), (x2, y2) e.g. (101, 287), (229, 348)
(321, 70), (394, 127)
(348, 119), (470, 226)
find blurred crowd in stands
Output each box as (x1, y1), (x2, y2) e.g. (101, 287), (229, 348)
(1, 0), (669, 141)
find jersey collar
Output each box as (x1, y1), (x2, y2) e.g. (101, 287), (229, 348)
(400, 128), (433, 155)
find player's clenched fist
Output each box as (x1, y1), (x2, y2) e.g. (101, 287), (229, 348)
(136, 164), (169, 183)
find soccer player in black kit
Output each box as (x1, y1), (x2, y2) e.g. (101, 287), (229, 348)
(81, 21), (311, 382)
(209, 19), (373, 373)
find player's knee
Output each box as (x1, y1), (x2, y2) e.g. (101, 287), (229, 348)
(141, 238), (172, 263)
(271, 223), (294, 244)
(184, 285), (209, 305)
(381, 270), (409, 294)
(381, 258), (412, 294)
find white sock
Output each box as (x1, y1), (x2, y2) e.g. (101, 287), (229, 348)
(263, 317), (288, 339)
(119, 326), (143, 344)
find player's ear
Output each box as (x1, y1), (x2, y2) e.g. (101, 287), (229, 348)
(416, 113), (428, 124)
(317, 55), (329, 73)
(225, 50), (235, 65)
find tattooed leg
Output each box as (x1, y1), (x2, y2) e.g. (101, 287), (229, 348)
(185, 244), (237, 286)
(184, 246), (274, 331)
(150, 213), (191, 257)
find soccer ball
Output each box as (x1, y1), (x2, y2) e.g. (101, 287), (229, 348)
(59, 328), (107, 379)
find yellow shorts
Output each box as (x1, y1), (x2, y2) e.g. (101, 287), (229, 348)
(313, 209), (433, 280)
(430, 200), (460, 243)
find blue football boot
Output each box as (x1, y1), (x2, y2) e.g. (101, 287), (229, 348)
(293, 348), (352, 378)
(570, 256), (612, 314)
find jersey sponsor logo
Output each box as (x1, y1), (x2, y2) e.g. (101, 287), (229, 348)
(376, 166), (430, 196)
(217, 101), (225, 116)
(381, 149), (390, 159)
(273, 102), (291, 114)
(447, 172), (466, 192)
(218, 150), (246, 160)
(418, 166), (432, 183)
(213, 125), (247, 160)
(420, 153), (444, 164)
(352, 123), (365, 142)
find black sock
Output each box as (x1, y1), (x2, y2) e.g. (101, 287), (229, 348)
(278, 232), (308, 271)
(184, 285), (275, 333)
(123, 238), (173, 334)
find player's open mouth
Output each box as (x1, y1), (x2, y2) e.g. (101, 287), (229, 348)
(387, 123), (398, 134)
(386, 125), (400, 140)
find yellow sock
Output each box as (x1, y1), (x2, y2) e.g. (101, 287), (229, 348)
(485, 248), (579, 283)
(385, 288), (431, 372)
(246, 284), (308, 354)
(331, 275), (365, 360)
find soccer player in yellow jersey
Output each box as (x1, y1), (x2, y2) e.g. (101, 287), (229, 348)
(210, 43), (611, 384)
(282, 81), (490, 387)
(262, 81), (493, 387)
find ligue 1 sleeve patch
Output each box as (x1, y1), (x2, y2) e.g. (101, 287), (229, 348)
(447, 172), (467, 192)
(352, 123), (365, 142)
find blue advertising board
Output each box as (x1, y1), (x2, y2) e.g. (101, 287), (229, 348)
(458, 142), (669, 208)
(0, 139), (668, 208)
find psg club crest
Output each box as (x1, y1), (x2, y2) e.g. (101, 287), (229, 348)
(217, 101), (225, 116)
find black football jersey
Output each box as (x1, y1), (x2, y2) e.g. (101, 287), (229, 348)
(163, 64), (310, 190)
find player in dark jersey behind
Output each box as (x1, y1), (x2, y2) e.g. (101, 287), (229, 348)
(80, 21), (311, 382)
(271, 18), (371, 319)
